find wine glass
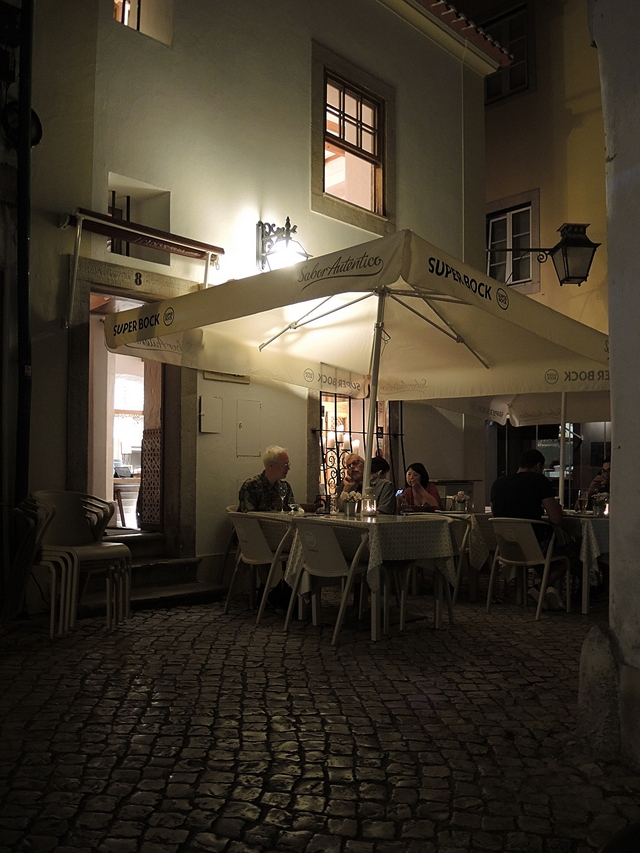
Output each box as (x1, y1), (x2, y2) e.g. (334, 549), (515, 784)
(577, 489), (589, 513)
(278, 483), (287, 512)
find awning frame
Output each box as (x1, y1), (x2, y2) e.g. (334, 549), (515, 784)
(60, 208), (225, 326)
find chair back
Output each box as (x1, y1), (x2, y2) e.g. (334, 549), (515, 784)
(446, 516), (471, 556)
(229, 513), (275, 565)
(490, 517), (550, 565)
(1, 496), (56, 626)
(32, 491), (98, 547)
(296, 521), (352, 578)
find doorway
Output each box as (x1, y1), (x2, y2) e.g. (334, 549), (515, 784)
(89, 294), (162, 530)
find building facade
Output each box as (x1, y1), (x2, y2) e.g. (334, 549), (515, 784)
(0, 0), (502, 582)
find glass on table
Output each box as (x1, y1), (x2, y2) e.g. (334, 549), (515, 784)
(577, 489), (589, 513)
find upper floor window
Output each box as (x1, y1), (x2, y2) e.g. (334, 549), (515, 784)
(324, 75), (383, 215)
(113, 0), (173, 46)
(312, 43), (395, 236)
(107, 173), (171, 266)
(483, 4), (533, 103)
(487, 204), (531, 285)
(486, 189), (540, 293)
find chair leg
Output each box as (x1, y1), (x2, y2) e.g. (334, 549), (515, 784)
(486, 553), (500, 613)
(256, 558), (285, 626)
(332, 570), (362, 646)
(434, 570), (445, 629)
(224, 552), (244, 614)
(536, 560), (552, 621)
(311, 585), (321, 626)
(284, 569), (305, 632)
(442, 570), (455, 626)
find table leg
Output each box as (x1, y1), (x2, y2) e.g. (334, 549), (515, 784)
(371, 590), (381, 641)
(582, 559), (590, 615)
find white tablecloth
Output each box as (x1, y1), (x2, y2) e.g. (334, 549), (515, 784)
(284, 513), (457, 592)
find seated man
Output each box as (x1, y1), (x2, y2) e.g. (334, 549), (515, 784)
(238, 445), (295, 512)
(490, 448), (576, 608)
(336, 454), (396, 514)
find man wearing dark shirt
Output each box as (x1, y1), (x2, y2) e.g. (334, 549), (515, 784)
(491, 448), (562, 526)
(490, 448), (569, 608)
(238, 445), (295, 512)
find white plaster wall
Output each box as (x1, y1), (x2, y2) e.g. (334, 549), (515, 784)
(402, 402), (464, 478)
(90, 0), (482, 285)
(30, 0), (490, 559)
(195, 376), (308, 581)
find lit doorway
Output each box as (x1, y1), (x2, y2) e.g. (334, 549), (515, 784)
(89, 293), (162, 530)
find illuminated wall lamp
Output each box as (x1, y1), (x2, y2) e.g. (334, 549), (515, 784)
(257, 216), (310, 271)
(489, 223), (601, 286)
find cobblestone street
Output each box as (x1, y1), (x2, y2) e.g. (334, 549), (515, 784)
(1, 593), (638, 853)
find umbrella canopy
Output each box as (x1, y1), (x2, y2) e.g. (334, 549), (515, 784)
(426, 390), (610, 427)
(105, 230), (610, 406)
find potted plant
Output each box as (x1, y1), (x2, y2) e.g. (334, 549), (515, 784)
(340, 490), (362, 518)
(453, 490), (470, 511)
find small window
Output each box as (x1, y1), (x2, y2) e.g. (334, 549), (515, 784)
(483, 4), (534, 103)
(324, 75), (383, 215)
(312, 43), (395, 236)
(107, 173), (171, 266)
(113, 0), (173, 46)
(487, 204), (532, 285)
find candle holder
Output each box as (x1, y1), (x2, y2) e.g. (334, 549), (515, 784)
(361, 487), (377, 517)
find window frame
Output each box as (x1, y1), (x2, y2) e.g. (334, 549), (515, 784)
(311, 42), (395, 236)
(486, 189), (540, 294)
(480, 2), (536, 106)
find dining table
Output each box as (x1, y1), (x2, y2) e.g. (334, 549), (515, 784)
(560, 511), (610, 614)
(261, 511), (459, 641)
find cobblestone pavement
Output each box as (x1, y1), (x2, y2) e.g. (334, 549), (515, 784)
(1, 591), (639, 853)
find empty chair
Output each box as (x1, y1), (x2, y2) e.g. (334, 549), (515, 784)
(284, 520), (369, 645)
(486, 518), (571, 620)
(32, 491), (132, 629)
(449, 516), (472, 605)
(225, 512), (293, 624)
(1, 496), (55, 630)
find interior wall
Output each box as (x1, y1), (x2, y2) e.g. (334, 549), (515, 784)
(401, 402), (464, 484)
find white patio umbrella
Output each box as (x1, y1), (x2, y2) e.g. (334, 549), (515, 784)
(104, 230), (609, 489)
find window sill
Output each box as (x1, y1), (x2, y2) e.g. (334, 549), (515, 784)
(311, 191), (395, 237)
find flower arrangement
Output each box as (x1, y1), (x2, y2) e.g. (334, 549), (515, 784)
(454, 490), (470, 505)
(340, 490), (362, 503)
(591, 492), (609, 506)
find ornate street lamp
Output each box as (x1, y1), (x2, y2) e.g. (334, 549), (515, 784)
(256, 216), (310, 271)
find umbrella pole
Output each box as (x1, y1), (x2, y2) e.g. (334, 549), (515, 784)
(558, 391), (567, 507)
(363, 291), (387, 489)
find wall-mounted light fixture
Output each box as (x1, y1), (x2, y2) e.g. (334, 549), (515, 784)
(257, 216), (310, 271)
(488, 222), (600, 286)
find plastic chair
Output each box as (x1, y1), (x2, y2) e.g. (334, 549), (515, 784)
(221, 504), (240, 584)
(486, 518), (571, 621)
(224, 512), (293, 624)
(284, 521), (369, 645)
(449, 516), (472, 604)
(2, 496), (55, 629)
(32, 491), (132, 629)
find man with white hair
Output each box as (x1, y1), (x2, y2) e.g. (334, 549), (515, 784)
(238, 445), (295, 512)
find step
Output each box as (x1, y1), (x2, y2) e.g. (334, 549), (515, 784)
(104, 530), (165, 560)
(77, 580), (227, 618)
(131, 556), (202, 589)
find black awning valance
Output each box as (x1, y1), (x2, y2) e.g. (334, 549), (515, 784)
(70, 208), (225, 262)
(63, 208), (226, 325)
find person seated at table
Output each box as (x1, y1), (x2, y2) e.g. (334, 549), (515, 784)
(490, 448), (577, 608)
(336, 453), (395, 514)
(587, 456), (611, 503)
(398, 462), (441, 511)
(368, 455), (396, 514)
(238, 445), (295, 512)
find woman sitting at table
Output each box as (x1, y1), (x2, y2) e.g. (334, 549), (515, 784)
(399, 462), (441, 511)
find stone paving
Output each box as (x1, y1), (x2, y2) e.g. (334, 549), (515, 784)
(1, 590), (639, 853)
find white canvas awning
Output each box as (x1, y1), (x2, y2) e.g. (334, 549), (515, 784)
(426, 390), (611, 426)
(104, 230), (610, 405)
